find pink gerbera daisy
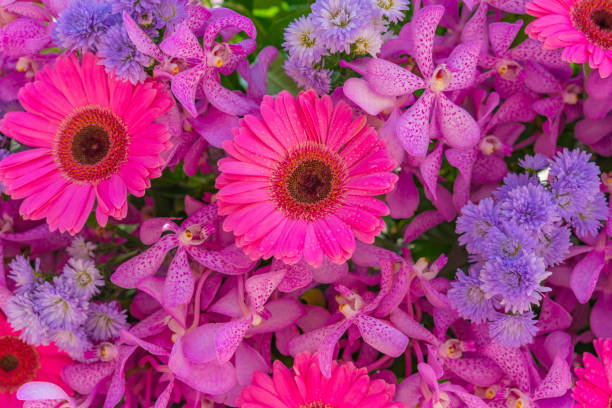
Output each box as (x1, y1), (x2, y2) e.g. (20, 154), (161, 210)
(236, 352), (405, 408)
(0, 53), (174, 234)
(573, 338), (612, 407)
(526, 0), (612, 77)
(216, 90), (397, 267)
(0, 315), (73, 405)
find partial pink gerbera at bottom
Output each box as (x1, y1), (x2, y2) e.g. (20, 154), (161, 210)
(526, 0), (612, 77)
(237, 352), (405, 408)
(573, 338), (612, 407)
(0, 52), (174, 234)
(0, 315), (72, 405)
(216, 90), (397, 267)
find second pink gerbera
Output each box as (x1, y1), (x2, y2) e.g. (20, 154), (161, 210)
(526, 0), (612, 77)
(0, 53), (174, 234)
(236, 352), (404, 408)
(216, 90), (397, 266)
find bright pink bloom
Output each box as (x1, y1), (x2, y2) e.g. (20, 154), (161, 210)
(0, 52), (174, 235)
(216, 90), (397, 267)
(0, 315), (72, 405)
(236, 352), (404, 408)
(526, 0), (612, 77)
(573, 338), (612, 407)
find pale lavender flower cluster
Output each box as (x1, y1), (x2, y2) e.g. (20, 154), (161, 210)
(283, 0), (409, 93)
(5, 255), (128, 359)
(450, 149), (606, 347)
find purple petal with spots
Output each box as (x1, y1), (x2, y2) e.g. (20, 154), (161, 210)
(0, 18), (50, 57)
(187, 244), (254, 275)
(404, 210), (445, 243)
(489, 21), (523, 57)
(275, 259), (313, 292)
(390, 308), (439, 345)
(364, 59), (424, 97)
(163, 247), (195, 307)
(311, 257), (348, 284)
(112, 234), (179, 288)
(62, 362), (115, 395)
(397, 90), (435, 156)
(411, 6), (445, 78)
(317, 320), (353, 377)
(446, 41), (481, 91)
(419, 142), (443, 199)
(533, 357), (572, 400)
(202, 15), (256, 52)
(215, 318), (250, 362)
(523, 62), (563, 94)
(102, 345), (137, 408)
(123, 12), (163, 61)
(487, 0), (526, 13)
(436, 93), (480, 149)
(202, 68), (259, 116)
(482, 342), (530, 391)
(355, 314), (408, 357)
(169, 64), (207, 117)
(537, 297), (572, 334)
(245, 269), (285, 310)
(444, 357), (503, 387)
(159, 23), (204, 60)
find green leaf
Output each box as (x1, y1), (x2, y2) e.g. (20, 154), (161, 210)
(266, 54), (300, 95)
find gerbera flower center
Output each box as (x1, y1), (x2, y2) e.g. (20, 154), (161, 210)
(570, 0), (612, 49)
(54, 105), (129, 184)
(288, 160), (333, 204)
(0, 335), (40, 392)
(72, 125), (110, 165)
(271, 143), (347, 221)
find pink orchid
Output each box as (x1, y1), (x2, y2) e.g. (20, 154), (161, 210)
(111, 202), (255, 307)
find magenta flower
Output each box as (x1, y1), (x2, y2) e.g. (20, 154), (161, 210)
(111, 202), (255, 307)
(216, 90), (397, 267)
(350, 6), (482, 157)
(573, 338), (612, 407)
(236, 352), (405, 408)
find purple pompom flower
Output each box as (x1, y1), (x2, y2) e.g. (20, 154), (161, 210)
(97, 23), (151, 84)
(480, 255), (551, 313)
(456, 197), (499, 254)
(62, 258), (104, 299)
(53, 0), (118, 52)
(311, 0), (372, 53)
(283, 15), (326, 63)
(448, 269), (496, 323)
(498, 183), (559, 236)
(34, 279), (89, 330)
(489, 311), (538, 347)
(85, 301), (129, 342)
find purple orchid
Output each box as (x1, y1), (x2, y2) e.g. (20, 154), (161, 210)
(348, 6), (482, 157)
(181, 270), (304, 364)
(159, 17), (258, 117)
(288, 261), (409, 377)
(111, 202), (255, 307)
(123, 9), (259, 117)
